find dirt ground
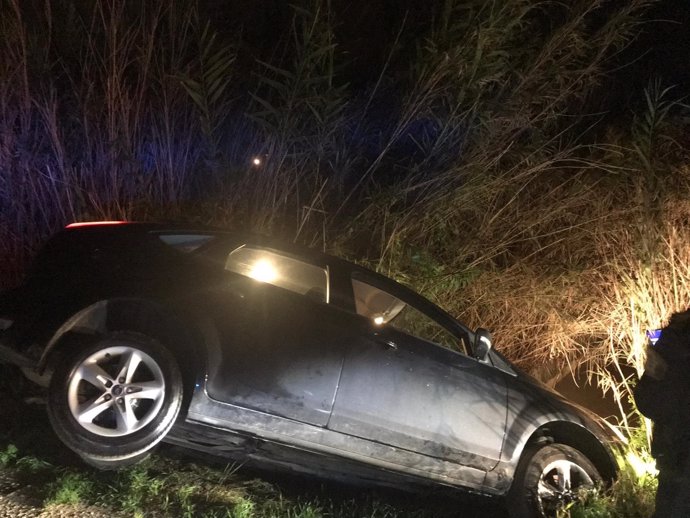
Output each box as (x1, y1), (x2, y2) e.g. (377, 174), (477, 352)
(0, 389), (120, 518)
(0, 470), (120, 518)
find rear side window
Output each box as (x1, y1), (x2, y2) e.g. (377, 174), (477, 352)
(225, 247), (329, 303)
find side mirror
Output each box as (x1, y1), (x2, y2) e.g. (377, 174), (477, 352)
(474, 328), (493, 361)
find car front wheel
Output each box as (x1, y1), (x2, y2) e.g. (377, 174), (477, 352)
(47, 332), (183, 469)
(508, 443), (602, 518)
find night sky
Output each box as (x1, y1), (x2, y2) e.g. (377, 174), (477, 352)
(203, 0), (690, 112)
(611, 0), (690, 111)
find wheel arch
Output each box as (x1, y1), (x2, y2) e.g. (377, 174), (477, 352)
(38, 298), (213, 390)
(518, 421), (618, 485)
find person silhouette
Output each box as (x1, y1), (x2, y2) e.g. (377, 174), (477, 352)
(635, 311), (690, 517)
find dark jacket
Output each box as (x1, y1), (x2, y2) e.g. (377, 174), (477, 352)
(634, 311), (690, 468)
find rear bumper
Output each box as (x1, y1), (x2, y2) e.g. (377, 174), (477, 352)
(0, 329), (36, 368)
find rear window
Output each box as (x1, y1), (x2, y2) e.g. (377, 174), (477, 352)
(225, 247), (329, 303)
(158, 234), (215, 253)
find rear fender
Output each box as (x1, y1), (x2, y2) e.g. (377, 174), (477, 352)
(38, 298), (211, 387)
(39, 300), (108, 372)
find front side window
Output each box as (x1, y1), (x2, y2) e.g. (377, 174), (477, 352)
(225, 247), (329, 303)
(352, 277), (465, 353)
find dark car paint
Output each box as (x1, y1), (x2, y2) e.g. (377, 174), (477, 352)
(328, 328), (508, 469)
(205, 281), (351, 426)
(0, 223), (618, 496)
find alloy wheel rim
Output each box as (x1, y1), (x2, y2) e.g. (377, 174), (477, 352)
(66, 345), (166, 437)
(537, 458), (594, 514)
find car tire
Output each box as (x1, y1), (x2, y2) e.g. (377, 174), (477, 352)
(47, 331), (183, 469)
(507, 443), (602, 518)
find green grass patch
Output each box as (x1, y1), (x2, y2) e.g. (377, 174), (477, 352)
(0, 435), (662, 518)
(560, 447), (658, 518)
(0, 443), (18, 467)
(31, 453), (446, 518)
(0, 441), (55, 488)
(46, 471), (95, 506)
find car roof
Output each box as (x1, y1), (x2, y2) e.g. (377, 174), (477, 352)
(65, 220), (367, 274)
(63, 221), (473, 337)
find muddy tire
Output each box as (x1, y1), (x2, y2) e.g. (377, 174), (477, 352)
(508, 443), (602, 518)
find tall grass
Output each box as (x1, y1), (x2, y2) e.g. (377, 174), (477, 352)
(0, 0), (207, 283)
(330, 3), (658, 388)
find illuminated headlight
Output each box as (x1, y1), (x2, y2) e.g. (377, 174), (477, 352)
(373, 315), (384, 325)
(248, 260), (277, 283)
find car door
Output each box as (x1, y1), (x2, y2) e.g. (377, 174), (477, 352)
(203, 246), (350, 427)
(328, 275), (509, 472)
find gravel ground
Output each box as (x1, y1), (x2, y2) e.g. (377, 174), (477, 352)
(0, 470), (123, 518)
(0, 380), (122, 518)
(0, 469), (42, 518)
